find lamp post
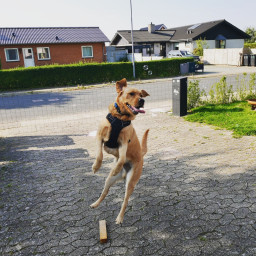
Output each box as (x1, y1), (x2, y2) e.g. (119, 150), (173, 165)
(130, 0), (135, 78)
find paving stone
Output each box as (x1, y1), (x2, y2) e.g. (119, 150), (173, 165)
(0, 106), (256, 255)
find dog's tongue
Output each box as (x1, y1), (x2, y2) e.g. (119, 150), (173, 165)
(131, 106), (145, 114)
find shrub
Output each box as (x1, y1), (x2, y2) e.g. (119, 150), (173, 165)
(247, 73), (256, 99)
(118, 56), (129, 62)
(244, 42), (256, 49)
(245, 27), (256, 43)
(187, 80), (206, 110)
(193, 38), (208, 56)
(236, 73), (248, 101)
(207, 73), (256, 105)
(0, 58), (194, 91)
(209, 76), (234, 104)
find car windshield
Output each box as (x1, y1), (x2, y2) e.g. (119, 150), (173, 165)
(181, 51), (193, 56)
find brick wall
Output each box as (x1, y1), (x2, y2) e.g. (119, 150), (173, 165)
(0, 42), (106, 69)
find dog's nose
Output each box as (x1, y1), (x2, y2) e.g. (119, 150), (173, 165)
(138, 98), (144, 108)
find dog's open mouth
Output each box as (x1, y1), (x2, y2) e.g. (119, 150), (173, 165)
(126, 103), (145, 115)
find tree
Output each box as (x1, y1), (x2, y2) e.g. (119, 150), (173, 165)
(193, 38), (208, 56)
(245, 27), (256, 43)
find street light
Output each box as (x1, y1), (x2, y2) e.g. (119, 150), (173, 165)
(130, 0), (135, 78)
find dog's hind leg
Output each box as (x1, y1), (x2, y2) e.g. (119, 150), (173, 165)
(115, 162), (142, 224)
(92, 138), (104, 173)
(90, 169), (125, 209)
(111, 143), (128, 176)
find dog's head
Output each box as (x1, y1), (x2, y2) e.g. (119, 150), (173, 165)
(113, 78), (149, 120)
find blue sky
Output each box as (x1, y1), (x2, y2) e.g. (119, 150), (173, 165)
(1, 0), (256, 41)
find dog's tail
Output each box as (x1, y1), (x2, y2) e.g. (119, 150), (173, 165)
(141, 129), (149, 157)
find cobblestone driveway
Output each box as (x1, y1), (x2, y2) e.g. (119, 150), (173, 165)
(1, 111), (256, 255)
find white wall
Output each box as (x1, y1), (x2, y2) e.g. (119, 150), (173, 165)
(203, 48), (243, 66)
(142, 56), (163, 61)
(166, 43), (172, 55)
(154, 43), (161, 56)
(116, 37), (129, 46)
(226, 39), (244, 48)
(178, 42), (186, 50)
(127, 53), (163, 62)
(178, 42), (193, 52)
(205, 40), (216, 49)
(127, 53), (143, 62)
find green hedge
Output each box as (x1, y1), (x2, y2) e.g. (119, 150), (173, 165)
(0, 58), (193, 91)
(244, 42), (256, 49)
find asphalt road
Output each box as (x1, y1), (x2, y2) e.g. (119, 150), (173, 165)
(0, 81), (172, 125)
(0, 69), (254, 129)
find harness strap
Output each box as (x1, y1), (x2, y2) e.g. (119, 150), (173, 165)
(105, 113), (131, 148)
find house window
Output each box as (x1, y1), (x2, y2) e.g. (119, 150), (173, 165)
(216, 40), (226, 49)
(37, 47), (50, 60)
(146, 44), (154, 55)
(174, 43), (179, 50)
(82, 46), (93, 58)
(5, 48), (19, 62)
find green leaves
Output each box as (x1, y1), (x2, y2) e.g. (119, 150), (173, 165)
(245, 27), (256, 43)
(193, 38), (209, 56)
(187, 80), (206, 110)
(0, 58), (194, 91)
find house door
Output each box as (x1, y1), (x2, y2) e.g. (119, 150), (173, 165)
(23, 48), (35, 67)
(160, 43), (166, 57)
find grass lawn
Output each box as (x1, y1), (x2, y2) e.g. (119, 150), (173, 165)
(184, 101), (256, 137)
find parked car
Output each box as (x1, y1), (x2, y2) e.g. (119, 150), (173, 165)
(167, 50), (199, 61)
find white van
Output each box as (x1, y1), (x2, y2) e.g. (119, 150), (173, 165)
(167, 50), (199, 61)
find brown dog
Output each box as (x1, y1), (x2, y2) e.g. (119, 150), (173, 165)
(90, 78), (149, 224)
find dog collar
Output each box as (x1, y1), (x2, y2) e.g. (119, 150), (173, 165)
(114, 102), (122, 115)
(114, 102), (130, 117)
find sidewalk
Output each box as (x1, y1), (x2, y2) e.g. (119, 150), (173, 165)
(0, 109), (256, 255)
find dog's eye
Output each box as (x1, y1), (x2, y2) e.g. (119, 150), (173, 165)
(129, 92), (135, 96)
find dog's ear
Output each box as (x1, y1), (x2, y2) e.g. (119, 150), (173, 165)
(116, 78), (127, 93)
(141, 90), (150, 97)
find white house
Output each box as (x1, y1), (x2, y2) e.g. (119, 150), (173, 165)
(110, 20), (250, 58)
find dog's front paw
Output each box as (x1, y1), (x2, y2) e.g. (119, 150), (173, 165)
(115, 214), (124, 224)
(92, 161), (101, 173)
(112, 170), (119, 176)
(111, 166), (121, 176)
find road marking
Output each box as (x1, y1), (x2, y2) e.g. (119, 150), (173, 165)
(32, 99), (44, 102)
(48, 98), (59, 102)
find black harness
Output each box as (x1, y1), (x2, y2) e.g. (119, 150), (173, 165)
(105, 113), (131, 148)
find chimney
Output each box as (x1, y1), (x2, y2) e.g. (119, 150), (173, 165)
(148, 22), (155, 33)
